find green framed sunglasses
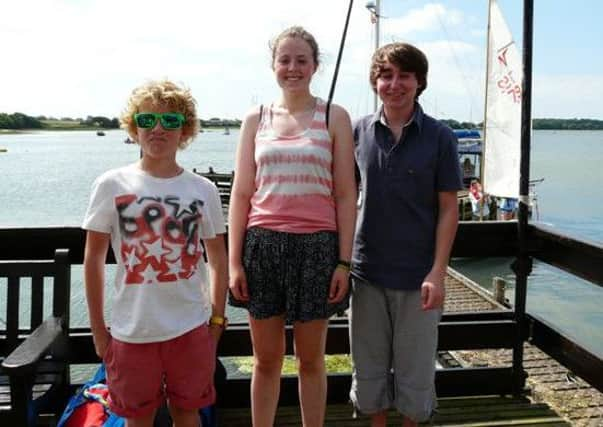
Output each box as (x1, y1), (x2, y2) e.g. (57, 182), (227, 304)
(133, 112), (186, 130)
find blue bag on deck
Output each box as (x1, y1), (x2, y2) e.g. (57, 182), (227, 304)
(56, 363), (124, 427)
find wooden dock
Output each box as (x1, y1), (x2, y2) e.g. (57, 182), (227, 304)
(195, 169), (479, 221)
(451, 345), (603, 426)
(218, 270), (599, 426)
(220, 396), (569, 426)
(445, 269), (603, 426)
(1, 223), (601, 426)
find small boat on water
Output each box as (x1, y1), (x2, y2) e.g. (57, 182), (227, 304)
(0, 147), (7, 153)
(123, 137), (135, 144)
(455, 129), (482, 187)
(96, 131), (105, 136)
(454, 129), (543, 220)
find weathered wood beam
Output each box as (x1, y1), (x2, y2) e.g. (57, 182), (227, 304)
(0, 221), (522, 262)
(217, 367), (515, 407)
(529, 222), (603, 286)
(528, 313), (602, 392)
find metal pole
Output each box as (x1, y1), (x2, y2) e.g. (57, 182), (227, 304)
(374, 0), (380, 50)
(481, 0), (493, 187)
(373, 0), (380, 112)
(512, 0), (534, 396)
(327, 0), (355, 108)
(366, 0), (381, 112)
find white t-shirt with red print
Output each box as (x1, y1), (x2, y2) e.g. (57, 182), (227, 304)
(82, 163), (226, 343)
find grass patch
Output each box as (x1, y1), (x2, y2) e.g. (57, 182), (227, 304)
(40, 120), (102, 130)
(42, 120), (83, 128)
(225, 355), (352, 376)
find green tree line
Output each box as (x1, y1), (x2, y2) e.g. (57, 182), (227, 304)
(531, 118), (603, 130)
(0, 113), (44, 129)
(442, 118), (603, 130)
(0, 113), (120, 130)
(80, 116), (120, 128)
(1, 112), (242, 130)
(200, 118), (242, 128)
(3, 112), (603, 131)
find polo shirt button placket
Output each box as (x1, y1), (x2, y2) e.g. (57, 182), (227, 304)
(385, 157), (394, 175)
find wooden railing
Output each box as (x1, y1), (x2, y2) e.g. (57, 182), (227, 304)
(0, 221), (601, 410)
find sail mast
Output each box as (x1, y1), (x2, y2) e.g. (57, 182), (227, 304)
(481, 0), (493, 187)
(366, 0), (381, 112)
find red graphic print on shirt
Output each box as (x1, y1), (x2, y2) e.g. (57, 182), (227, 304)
(115, 194), (204, 285)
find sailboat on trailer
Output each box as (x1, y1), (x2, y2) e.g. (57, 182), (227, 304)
(482, 0), (523, 202)
(467, 0), (540, 219)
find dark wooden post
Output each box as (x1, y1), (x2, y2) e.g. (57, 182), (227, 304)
(512, 0), (534, 396)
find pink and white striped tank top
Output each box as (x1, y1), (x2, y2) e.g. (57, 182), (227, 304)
(247, 98), (336, 233)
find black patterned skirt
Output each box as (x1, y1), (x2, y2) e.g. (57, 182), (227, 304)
(228, 227), (349, 323)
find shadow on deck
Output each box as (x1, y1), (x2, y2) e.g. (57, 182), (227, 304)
(221, 396), (568, 426)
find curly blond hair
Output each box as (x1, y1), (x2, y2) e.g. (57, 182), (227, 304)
(120, 79), (199, 149)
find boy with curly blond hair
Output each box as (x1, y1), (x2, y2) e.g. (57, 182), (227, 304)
(83, 80), (228, 427)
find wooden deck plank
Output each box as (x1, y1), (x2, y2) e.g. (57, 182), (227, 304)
(218, 396), (569, 426)
(9, 265), (594, 425)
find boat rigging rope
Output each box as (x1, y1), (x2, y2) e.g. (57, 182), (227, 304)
(326, 0), (354, 124)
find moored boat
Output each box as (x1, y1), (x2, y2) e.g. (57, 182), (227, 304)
(454, 129), (542, 220)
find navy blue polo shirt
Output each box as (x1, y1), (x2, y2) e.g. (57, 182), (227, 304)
(352, 103), (463, 290)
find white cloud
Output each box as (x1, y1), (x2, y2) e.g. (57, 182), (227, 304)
(381, 3), (464, 39)
(1, 0), (377, 118)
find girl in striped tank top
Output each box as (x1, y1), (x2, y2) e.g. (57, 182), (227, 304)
(228, 26), (357, 427)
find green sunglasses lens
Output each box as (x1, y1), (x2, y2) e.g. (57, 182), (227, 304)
(134, 113), (185, 129)
(135, 113), (157, 128)
(160, 113), (185, 129)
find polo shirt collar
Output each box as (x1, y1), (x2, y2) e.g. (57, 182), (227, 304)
(368, 102), (425, 133)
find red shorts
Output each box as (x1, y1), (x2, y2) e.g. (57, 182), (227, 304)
(103, 325), (216, 419)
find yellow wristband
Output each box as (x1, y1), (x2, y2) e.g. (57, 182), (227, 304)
(209, 315), (228, 328)
(336, 260), (351, 272)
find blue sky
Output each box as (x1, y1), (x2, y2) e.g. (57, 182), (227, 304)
(1, 0), (601, 122)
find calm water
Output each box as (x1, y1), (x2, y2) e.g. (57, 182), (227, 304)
(454, 130), (603, 358)
(1, 129), (602, 356)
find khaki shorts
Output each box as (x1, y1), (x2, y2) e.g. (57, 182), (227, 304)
(349, 277), (441, 422)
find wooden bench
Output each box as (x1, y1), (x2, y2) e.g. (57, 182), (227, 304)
(194, 169), (234, 211)
(0, 249), (71, 426)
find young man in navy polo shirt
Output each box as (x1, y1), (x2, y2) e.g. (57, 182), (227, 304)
(349, 43), (462, 426)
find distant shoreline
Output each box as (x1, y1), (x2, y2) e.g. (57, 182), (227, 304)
(2, 116), (603, 132)
(0, 126), (239, 134)
(0, 114), (242, 133)
(4, 126), (603, 133)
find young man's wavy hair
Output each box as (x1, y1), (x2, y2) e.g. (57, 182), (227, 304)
(369, 42), (429, 99)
